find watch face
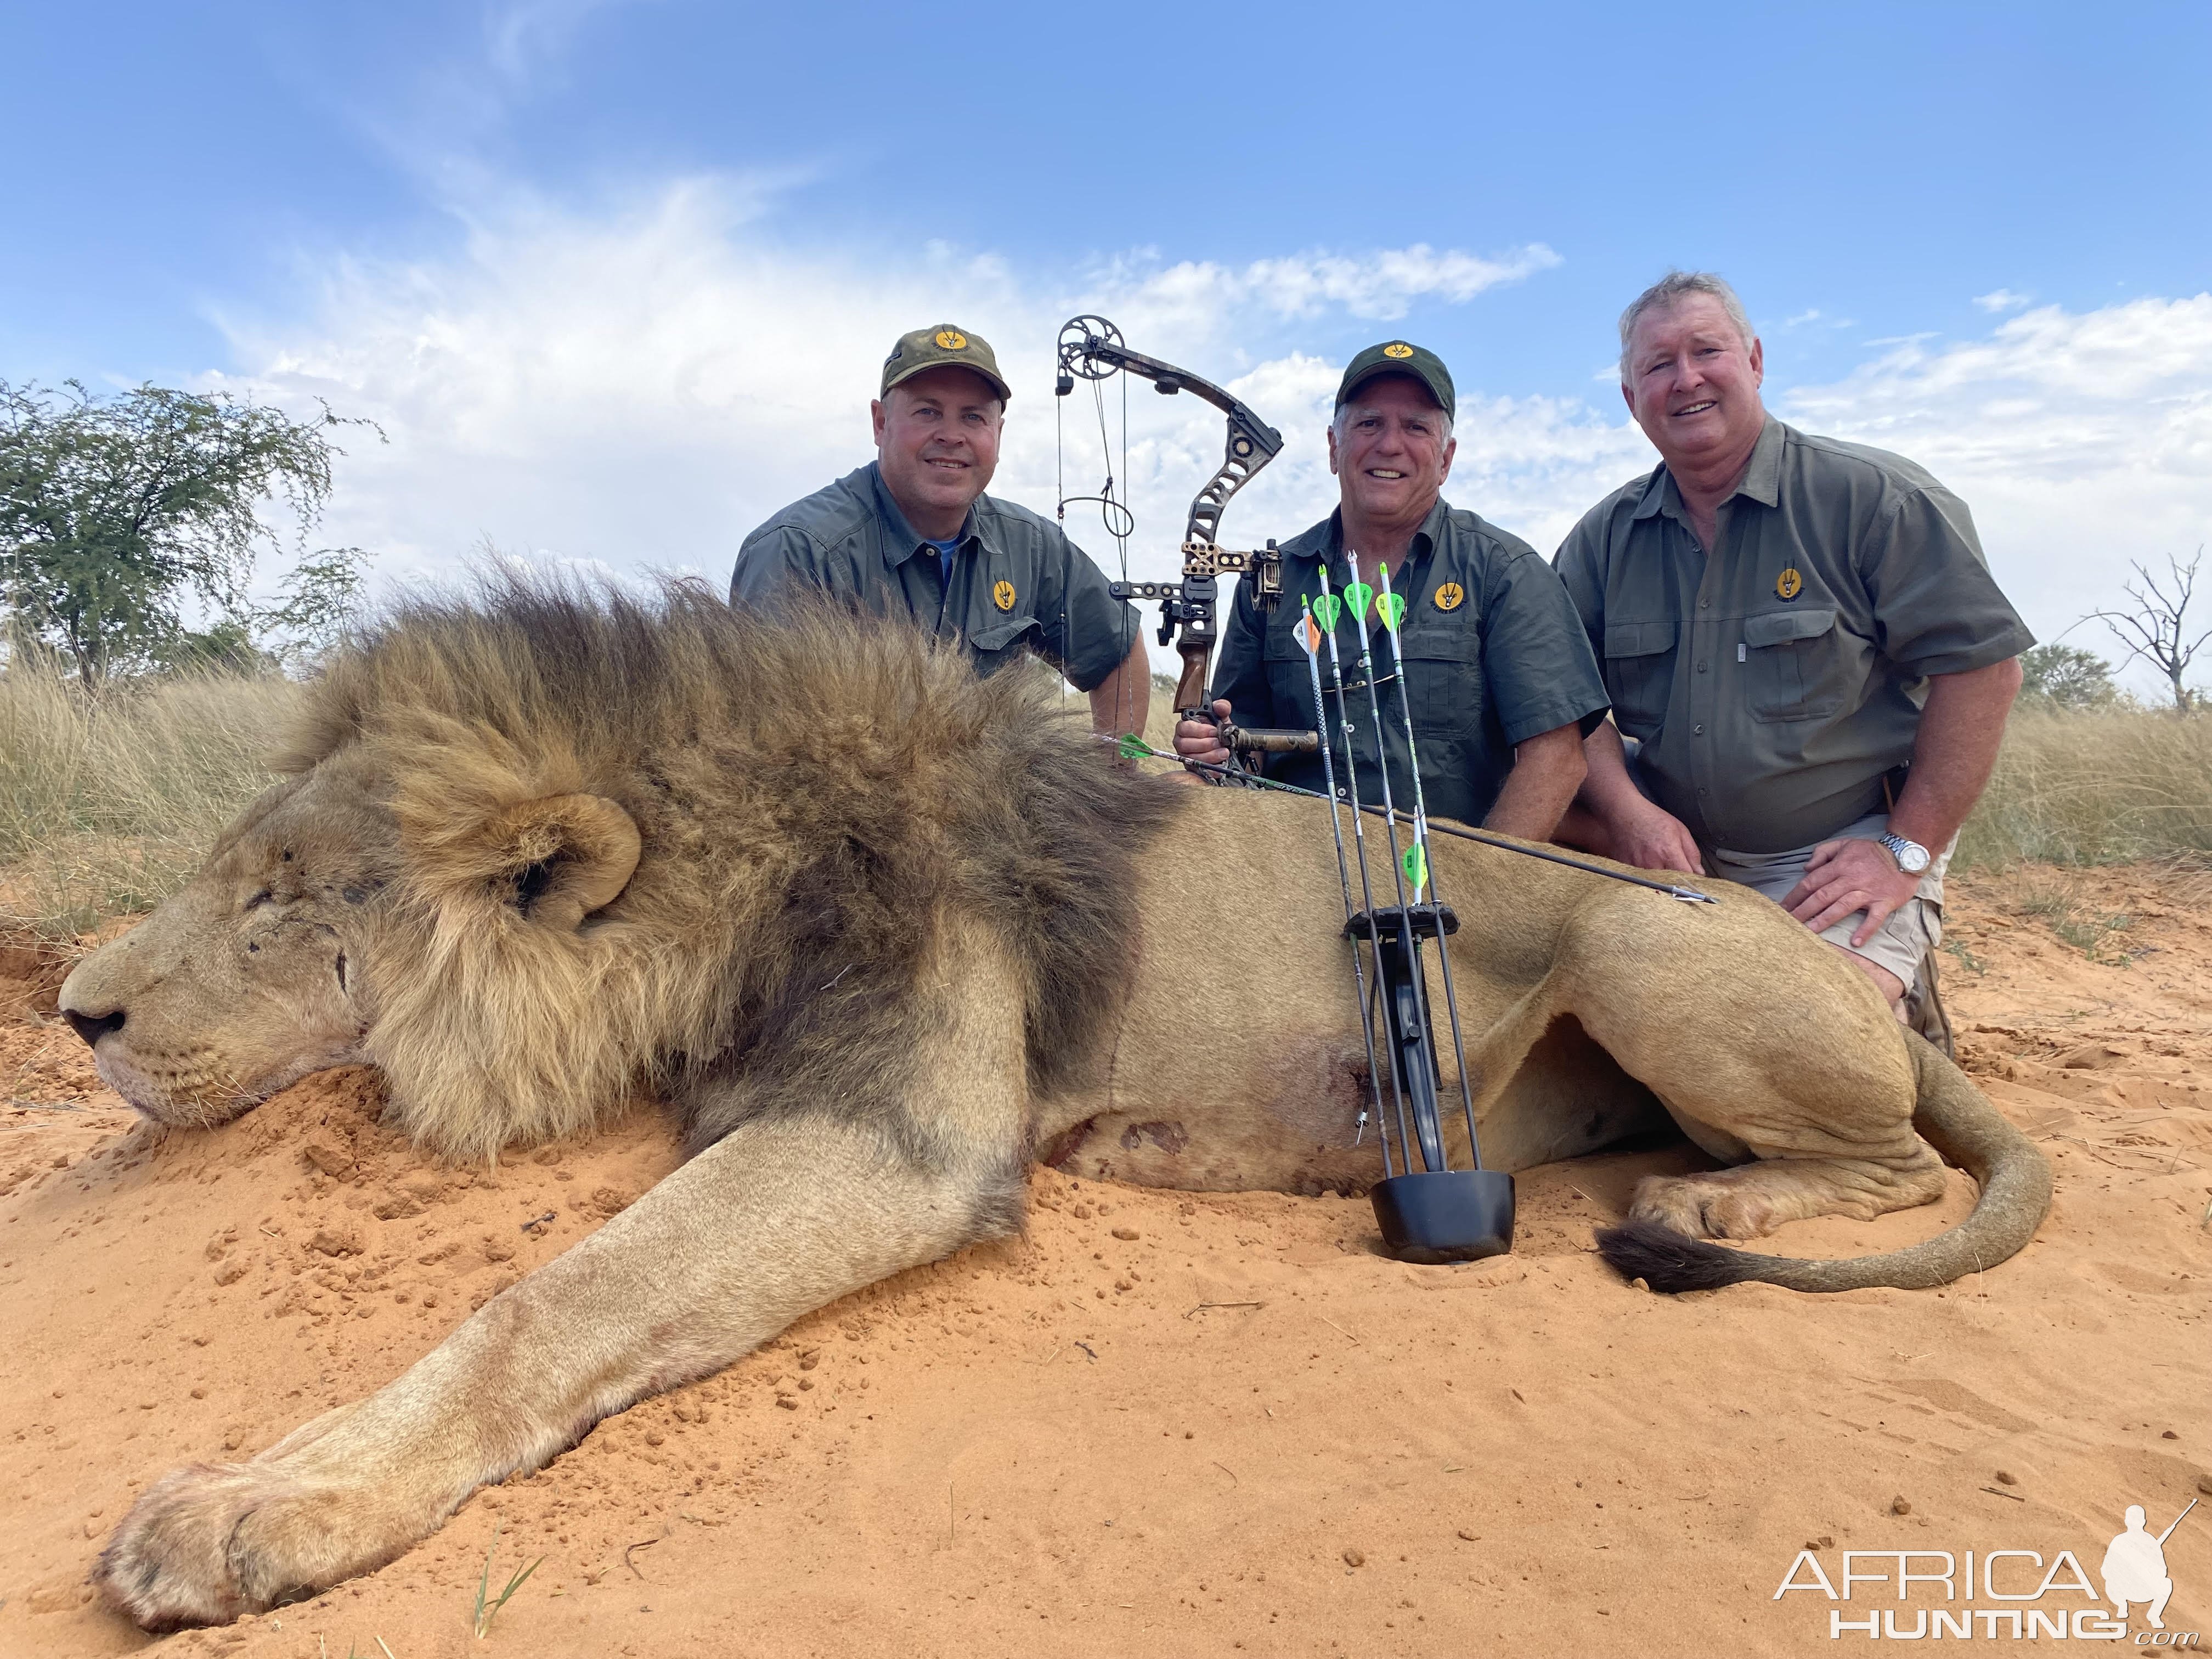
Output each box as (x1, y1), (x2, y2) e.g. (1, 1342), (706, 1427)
(1898, 842), (1931, 874)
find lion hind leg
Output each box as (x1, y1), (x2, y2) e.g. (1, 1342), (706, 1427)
(1626, 1140), (1949, 1242)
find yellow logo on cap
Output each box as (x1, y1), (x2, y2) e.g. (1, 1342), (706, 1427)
(1776, 567), (1803, 600)
(935, 330), (968, 351)
(1383, 342), (1414, 359)
(1434, 582), (1465, 612)
(992, 579), (1016, 612)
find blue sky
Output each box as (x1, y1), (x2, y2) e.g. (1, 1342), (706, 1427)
(7, 1), (2210, 680)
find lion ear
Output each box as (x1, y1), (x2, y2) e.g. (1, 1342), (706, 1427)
(476, 793), (641, 931)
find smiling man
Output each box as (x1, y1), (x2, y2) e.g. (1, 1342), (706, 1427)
(1175, 341), (1607, 837)
(731, 324), (1149, 736)
(1553, 272), (2033, 1046)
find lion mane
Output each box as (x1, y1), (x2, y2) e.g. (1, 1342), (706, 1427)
(283, 575), (1184, 1170)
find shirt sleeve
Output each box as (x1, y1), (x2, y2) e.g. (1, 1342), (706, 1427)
(1207, 573), (1274, 722)
(1860, 487), (2036, 676)
(1040, 529), (1143, 693)
(1481, 546), (1612, 744)
(729, 524), (825, 612)
(1549, 515), (1609, 659)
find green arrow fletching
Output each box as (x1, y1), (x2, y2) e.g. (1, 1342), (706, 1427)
(1344, 580), (1375, 619)
(1312, 592), (1343, 631)
(1118, 733), (1151, 760)
(1402, 843), (1429, 895)
(1376, 591), (1406, 632)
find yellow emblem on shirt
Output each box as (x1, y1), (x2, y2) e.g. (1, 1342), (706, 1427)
(1433, 582), (1465, 612)
(935, 330), (968, 351)
(1383, 342), (1414, 359)
(992, 579), (1017, 612)
(1776, 567), (1803, 600)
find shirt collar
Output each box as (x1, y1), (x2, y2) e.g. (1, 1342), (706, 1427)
(1310, 495), (1450, 569)
(1632, 415), (1786, 522)
(867, 461), (985, 566)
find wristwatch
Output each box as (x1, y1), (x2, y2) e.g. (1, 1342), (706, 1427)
(1876, 831), (1932, 876)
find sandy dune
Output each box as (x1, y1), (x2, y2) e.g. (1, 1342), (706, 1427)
(1, 864), (2207, 1658)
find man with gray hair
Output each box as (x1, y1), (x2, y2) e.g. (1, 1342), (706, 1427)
(1554, 272), (2033, 1045)
(1178, 339), (1606, 836)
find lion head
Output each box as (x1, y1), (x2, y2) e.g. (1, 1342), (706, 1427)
(59, 742), (642, 1143)
(56, 578), (1170, 1165)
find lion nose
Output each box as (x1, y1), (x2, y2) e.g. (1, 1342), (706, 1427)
(63, 1007), (125, 1048)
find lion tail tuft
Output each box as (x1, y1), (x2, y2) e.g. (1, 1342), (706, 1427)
(1593, 1220), (1764, 1293)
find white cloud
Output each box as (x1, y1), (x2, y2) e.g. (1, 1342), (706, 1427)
(210, 183), (2212, 691)
(1778, 295), (2212, 680)
(1103, 244), (1561, 332)
(1973, 288), (2033, 314)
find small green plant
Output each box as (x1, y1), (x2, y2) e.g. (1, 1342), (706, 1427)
(2016, 881), (2135, 962)
(1941, 939), (1988, 975)
(471, 1528), (544, 1640)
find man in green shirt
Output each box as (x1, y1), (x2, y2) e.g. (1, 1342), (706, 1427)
(1175, 341), (1607, 836)
(732, 324), (1152, 736)
(1554, 272), (2032, 1038)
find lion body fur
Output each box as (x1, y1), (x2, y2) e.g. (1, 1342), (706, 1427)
(58, 579), (2050, 1630)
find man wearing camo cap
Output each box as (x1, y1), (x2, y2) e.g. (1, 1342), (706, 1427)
(732, 324), (1150, 736)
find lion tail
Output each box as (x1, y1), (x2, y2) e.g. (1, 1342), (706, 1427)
(1593, 1033), (2054, 1294)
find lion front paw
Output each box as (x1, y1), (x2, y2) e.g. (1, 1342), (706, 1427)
(94, 1458), (408, 1631)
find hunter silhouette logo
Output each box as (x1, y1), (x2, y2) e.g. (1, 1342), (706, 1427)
(934, 330), (968, 351)
(992, 580), (1017, 612)
(2105, 1499), (2194, 1629)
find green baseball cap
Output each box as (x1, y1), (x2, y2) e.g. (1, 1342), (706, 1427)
(880, 324), (1013, 404)
(1336, 340), (1455, 424)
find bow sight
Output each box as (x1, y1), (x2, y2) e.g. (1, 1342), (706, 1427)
(1053, 315), (1315, 768)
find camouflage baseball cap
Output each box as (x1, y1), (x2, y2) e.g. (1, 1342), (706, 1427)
(1336, 340), (1455, 424)
(880, 324), (1013, 403)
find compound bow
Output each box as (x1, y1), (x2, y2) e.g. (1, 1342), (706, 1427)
(1054, 314), (1316, 766)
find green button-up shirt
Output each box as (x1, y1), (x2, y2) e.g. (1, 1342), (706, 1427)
(1554, 418), (2034, 854)
(731, 463), (1139, 690)
(1211, 499), (1610, 828)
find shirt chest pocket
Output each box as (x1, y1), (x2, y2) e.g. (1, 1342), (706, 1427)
(1398, 623), (1483, 737)
(962, 556), (1043, 676)
(1741, 606), (1844, 723)
(967, 613), (1040, 677)
(1602, 620), (1677, 737)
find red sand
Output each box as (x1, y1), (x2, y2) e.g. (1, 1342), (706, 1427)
(1, 865), (2207, 1658)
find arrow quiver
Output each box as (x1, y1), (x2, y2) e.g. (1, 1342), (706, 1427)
(1314, 562), (1514, 1265)
(1054, 315), (1316, 771)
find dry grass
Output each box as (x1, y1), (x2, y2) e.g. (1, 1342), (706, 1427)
(1954, 707), (2212, 871)
(1, 663), (2207, 940)
(0, 663), (299, 938)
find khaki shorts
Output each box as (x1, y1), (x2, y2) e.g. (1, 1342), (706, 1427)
(1711, 811), (1951, 992)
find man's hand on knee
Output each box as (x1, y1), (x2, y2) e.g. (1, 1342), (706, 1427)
(1783, 837), (1921, 945)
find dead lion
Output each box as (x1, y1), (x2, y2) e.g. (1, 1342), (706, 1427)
(59, 578), (2050, 1629)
